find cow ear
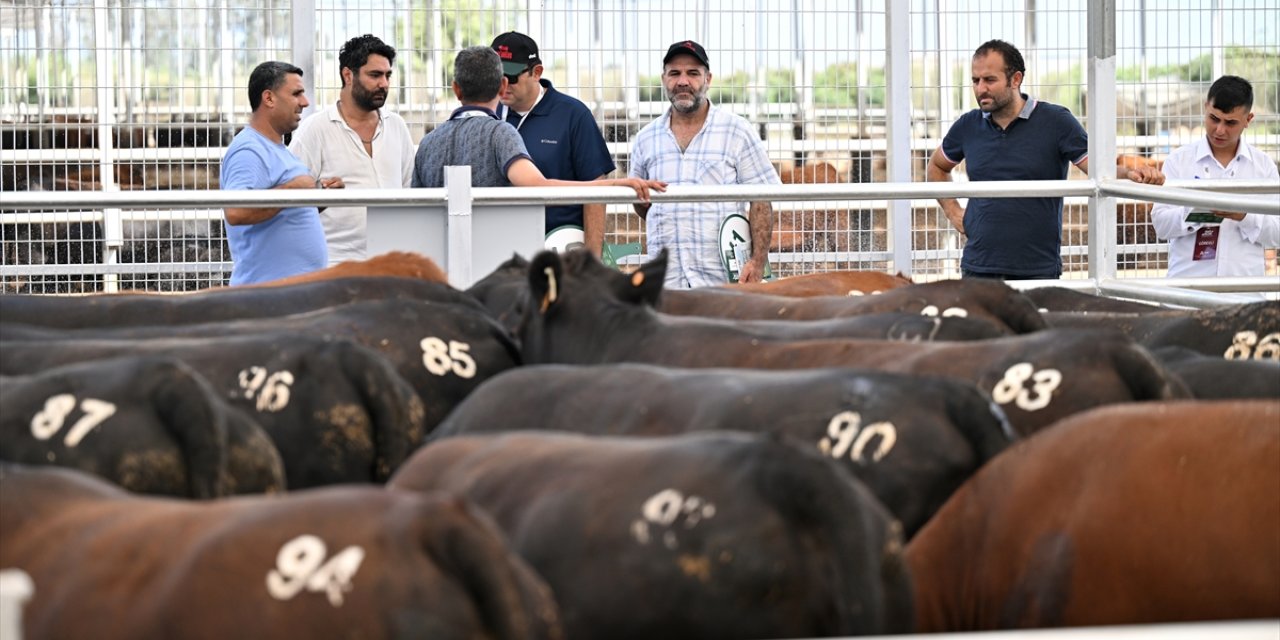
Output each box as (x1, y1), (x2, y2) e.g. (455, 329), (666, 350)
(617, 249), (666, 306)
(528, 250), (564, 314)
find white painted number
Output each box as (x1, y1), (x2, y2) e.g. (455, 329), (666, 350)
(921, 305), (968, 318)
(631, 488), (717, 549)
(266, 534), (366, 607)
(30, 394), (117, 447)
(992, 363), (1062, 412)
(238, 366), (295, 412)
(817, 411), (897, 463)
(1225, 331), (1280, 361)
(419, 337), (477, 378)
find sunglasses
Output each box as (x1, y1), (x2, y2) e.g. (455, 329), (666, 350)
(504, 65), (534, 85)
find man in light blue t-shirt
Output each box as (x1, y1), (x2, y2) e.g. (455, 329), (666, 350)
(221, 61), (344, 285)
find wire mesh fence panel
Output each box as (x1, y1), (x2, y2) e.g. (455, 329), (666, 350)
(2, 0), (1276, 291)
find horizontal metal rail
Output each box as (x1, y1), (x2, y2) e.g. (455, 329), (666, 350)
(3, 178), (1272, 211)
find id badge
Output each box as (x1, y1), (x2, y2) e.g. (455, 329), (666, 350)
(1192, 225), (1220, 261)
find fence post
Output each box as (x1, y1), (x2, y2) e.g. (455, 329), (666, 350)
(1087, 0), (1118, 280)
(292, 0), (316, 116)
(445, 166), (473, 288)
(886, 0), (913, 277)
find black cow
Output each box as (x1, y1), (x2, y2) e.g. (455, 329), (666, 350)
(470, 253), (1016, 340)
(1045, 301), (1280, 360)
(1, 463), (563, 640)
(3, 298), (521, 437)
(1023, 286), (1163, 313)
(655, 264), (1047, 334)
(390, 430), (913, 639)
(433, 364), (1013, 536)
(0, 356), (284, 497)
(515, 250), (1189, 436)
(1151, 346), (1280, 399)
(0, 335), (425, 488)
(0, 276), (483, 328)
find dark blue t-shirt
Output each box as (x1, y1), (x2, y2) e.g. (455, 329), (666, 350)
(940, 97), (1088, 277)
(499, 80), (616, 231)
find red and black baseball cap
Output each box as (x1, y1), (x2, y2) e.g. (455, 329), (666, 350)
(491, 31), (541, 76)
(663, 40), (710, 69)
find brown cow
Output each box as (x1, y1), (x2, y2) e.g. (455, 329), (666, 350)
(1, 463), (563, 640)
(244, 251), (448, 288)
(722, 269), (914, 297)
(906, 400), (1280, 630)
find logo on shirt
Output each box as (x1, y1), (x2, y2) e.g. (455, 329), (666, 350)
(540, 138), (559, 145)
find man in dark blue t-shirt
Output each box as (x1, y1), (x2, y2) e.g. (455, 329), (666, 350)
(927, 39), (1164, 279)
(492, 31), (617, 257)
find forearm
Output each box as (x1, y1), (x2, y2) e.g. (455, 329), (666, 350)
(583, 203), (606, 257)
(747, 201), (773, 267)
(926, 160), (965, 232)
(224, 174), (317, 226)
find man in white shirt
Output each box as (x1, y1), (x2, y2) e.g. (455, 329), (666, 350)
(1152, 75), (1280, 277)
(289, 34), (417, 265)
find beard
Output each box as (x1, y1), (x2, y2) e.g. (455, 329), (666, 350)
(978, 88), (1015, 114)
(667, 85), (707, 114)
(351, 80), (387, 111)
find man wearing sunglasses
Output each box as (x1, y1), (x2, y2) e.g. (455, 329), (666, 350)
(491, 31), (617, 258)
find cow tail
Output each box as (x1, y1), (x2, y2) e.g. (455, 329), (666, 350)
(945, 386), (1017, 463)
(420, 497), (565, 640)
(1118, 343), (1194, 401)
(150, 359), (232, 499)
(333, 341), (423, 482)
(752, 435), (913, 634)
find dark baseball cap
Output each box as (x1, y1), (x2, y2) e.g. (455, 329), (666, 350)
(663, 40), (710, 69)
(492, 31), (541, 76)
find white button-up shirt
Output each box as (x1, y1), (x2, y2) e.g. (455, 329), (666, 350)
(1151, 136), (1280, 277)
(289, 103), (417, 265)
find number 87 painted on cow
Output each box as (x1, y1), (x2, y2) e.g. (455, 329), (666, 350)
(419, 337), (477, 378)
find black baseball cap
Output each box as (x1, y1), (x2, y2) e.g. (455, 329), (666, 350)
(492, 31), (541, 76)
(663, 40), (710, 69)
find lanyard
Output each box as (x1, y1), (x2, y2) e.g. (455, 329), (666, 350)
(514, 87), (547, 131)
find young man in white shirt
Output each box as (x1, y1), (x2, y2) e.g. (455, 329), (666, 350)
(1152, 75), (1280, 277)
(289, 34), (417, 265)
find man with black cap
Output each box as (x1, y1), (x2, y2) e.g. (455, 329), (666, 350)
(491, 31), (616, 257)
(630, 40), (780, 288)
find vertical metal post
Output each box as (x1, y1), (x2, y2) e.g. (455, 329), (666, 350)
(93, 0), (122, 292)
(886, 0), (913, 276)
(1087, 0), (1118, 280)
(292, 0), (316, 117)
(444, 166), (473, 288)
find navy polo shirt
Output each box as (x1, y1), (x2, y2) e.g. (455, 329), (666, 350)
(499, 79), (616, 231)
(941, 96), (1088, 277)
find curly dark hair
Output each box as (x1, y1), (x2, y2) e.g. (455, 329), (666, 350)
(338, 34), (397, 87)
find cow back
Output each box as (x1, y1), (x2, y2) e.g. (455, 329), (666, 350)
(0, 334), (425, 487)
(0, 356), (284, 497)
(907, 400), (1280, 630)
(0, 464), (563, 640)
(1024, 286), (1163, 313)
(391, 430), (913, 639)
(0, 276), (479, 328)
(434, 364), (1014, 536)
(722, 270), (914, 297)
(3, 297), (522, 438)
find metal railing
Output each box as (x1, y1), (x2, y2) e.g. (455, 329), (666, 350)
(2, 176), (1275, 296)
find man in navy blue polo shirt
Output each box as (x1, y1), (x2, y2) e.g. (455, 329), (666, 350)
(491, 31), (617, 257)
(927, 39), (1164, 279)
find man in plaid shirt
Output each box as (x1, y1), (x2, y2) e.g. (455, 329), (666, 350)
(629, 41), (780, 288)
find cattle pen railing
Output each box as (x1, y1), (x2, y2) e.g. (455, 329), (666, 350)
(2, 175), (1277, 306)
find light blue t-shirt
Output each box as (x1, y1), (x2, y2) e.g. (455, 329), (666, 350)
(220, 127), (328, 285)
